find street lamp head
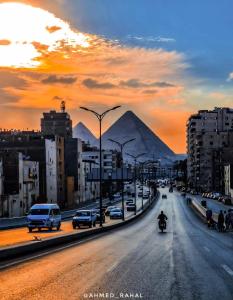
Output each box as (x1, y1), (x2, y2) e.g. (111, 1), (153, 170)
(80, 106), (89, 111)
(112, 105), (121, 111)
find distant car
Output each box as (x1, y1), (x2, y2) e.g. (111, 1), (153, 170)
(72, 210), (96, 228)
(142, 194), (149, 199)
(138, 192), (143, 197)
(92, 209), (105, 223)
(126, 199), (134, 205)
(110, 208), (123, 219)
(113, 193), (121, 200)
(126, 203), (136, 212)
(105, 206), (118, 216)
(161, 185), (165, 188)
(27, 203), (61, 232)
(162, 194), (167, 199)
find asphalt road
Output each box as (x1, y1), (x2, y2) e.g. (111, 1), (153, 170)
(1, 188), (233, 300)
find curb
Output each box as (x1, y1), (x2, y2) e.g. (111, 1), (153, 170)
(190, 199), (218, 224)
(0, 192), (159, 262)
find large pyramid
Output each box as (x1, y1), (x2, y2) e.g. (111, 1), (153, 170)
(73, 122), (97, 145)
(100, 111), (175, 161)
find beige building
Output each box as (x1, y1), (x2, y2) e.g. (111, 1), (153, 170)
(187, 107), (233, 192)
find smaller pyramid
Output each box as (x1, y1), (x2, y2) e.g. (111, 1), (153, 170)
(73, 122), (97, 145)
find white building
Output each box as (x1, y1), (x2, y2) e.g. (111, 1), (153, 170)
(45, 137), (65, 205)
(18, 153), (40, 215)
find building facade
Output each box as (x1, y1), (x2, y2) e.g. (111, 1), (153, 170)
(187, 107), (233, 192)
(45, 137), (66, 207)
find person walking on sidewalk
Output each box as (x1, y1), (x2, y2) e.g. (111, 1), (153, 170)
(225, 210), (231, 231)
(218, 210), (225, 232)
(206, 208), (213, 228)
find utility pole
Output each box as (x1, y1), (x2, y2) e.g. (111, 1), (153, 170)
(80, 105), (121, 226)
(108, 138), (135, 220)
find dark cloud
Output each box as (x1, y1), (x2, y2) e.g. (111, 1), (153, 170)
(46, 25), (61, 33)
(120, 79), (175, 88)
(105, 57), (127, 65)
(153, 82), (175, 87)
(0, 71), (28, 90)
(143, 89), (158, 94)
(83, 78), (116, 89)
(41, 75), (77, 84)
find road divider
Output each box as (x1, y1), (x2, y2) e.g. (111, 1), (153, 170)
(0, 191), (159, 262)
(190, 198), (218, 223)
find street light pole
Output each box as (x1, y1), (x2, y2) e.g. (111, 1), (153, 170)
(108, 138), (135, 220)
(126, 152), (146, 215)
(80, 105), (121, 227)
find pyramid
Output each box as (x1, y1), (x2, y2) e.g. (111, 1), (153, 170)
(73, 122), (97, 145)
(100, 111), (175, 161)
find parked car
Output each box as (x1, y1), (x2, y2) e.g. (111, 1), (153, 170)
(72, 210), (97, 228)
(27, 203), (61, 232)
(126, 203), (136, 211)
(105, 206), (118, 216)
(92, 209), (105, 223)
(162, 194), (167, 199)
(110, 208), (123, 219)
(222, 197), (232, 205)
(143, 194), (149, 199)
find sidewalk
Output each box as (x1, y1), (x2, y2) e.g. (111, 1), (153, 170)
(192, 194), (233, 214)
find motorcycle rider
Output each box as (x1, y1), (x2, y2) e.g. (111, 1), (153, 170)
(158, 211), (168, 229)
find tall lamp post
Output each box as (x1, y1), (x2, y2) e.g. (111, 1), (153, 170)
(126, 152), (146, 215)
(80, 105), (121, 226)
(108, 138), (135, 220)
(139, 160), (152, 210)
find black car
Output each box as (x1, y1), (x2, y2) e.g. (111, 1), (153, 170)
(126, 199), (134, 205)
(126, 204), (136, 211)
(162, 194), (167, 199)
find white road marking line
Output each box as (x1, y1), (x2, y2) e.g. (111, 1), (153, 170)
(107, 262), (119, 273)
(221, 264), (233, 276)
(203, 246), (210, 252)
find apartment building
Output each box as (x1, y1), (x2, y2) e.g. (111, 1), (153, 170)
(187, 107), (233, 192)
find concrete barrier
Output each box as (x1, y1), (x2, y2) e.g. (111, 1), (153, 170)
(190, 199), (218, 223)
(0, 192), (159, 262)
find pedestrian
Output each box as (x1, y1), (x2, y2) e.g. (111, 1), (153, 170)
(218, 210), (225, 232)
(229, 209), (233, 230)
(225, 210), (231, 231)
(206, 208), (212, 228)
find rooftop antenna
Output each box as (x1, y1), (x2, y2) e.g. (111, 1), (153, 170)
(61, 100), (66, 113)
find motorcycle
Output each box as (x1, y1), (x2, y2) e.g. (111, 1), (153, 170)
(158, 220), (166, 233)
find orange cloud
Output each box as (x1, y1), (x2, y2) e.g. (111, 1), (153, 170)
(0, 1), (193, 153)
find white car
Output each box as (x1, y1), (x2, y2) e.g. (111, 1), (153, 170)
(110, 208), (123, 219)
(27, 203), (61, 232)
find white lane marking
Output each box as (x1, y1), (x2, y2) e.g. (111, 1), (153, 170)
(0, 236), (98, 270)
(203, 246), (210, 252)
(221, 264), (233, 276)
(107, 261), (119, 273)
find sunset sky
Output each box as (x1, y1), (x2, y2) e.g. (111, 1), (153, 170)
(1, 1), (233, 153)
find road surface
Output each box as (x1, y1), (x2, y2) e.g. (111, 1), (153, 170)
(1, 188), (232, 300)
